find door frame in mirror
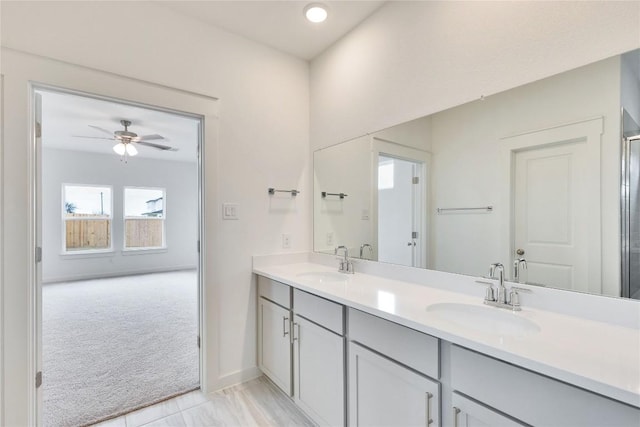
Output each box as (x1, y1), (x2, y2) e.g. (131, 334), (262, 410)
(500, 117), (604, 293)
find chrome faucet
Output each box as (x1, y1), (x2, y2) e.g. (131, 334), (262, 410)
(489, 263), (506, 304)
(513, 258), (527, 284)
(476, 262), (532, 311)
(335, 245), (354, 274)
(360, 243), (373, 260)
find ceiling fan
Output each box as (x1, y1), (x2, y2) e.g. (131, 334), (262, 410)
(74, 119), (177, 157)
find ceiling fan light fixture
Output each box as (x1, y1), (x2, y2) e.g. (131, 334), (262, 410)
(113, 142), (126, 156)
(125, 143), (138, 156)
(304, 3), (328, 23)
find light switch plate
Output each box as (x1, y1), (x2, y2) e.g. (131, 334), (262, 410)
(222, 203), (239, 220)
(282, 233), (291, 249)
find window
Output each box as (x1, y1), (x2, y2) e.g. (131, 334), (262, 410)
(63, 184), (112, 252)
(124, 187), (166, 249)
(378, 159), (395, 190)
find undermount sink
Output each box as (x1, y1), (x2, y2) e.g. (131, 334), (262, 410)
(296, 271), (350, 283)
(426, 302), (540, 337)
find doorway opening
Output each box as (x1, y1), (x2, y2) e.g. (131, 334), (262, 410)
(36, 87), (203, 426)
(373, 138), (430, 269)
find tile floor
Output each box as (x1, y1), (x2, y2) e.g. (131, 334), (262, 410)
(91, 376), (314, 427)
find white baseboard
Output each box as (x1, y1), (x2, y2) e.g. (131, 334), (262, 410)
(42, 265), (198, 284)
(209, 367), (262, 393)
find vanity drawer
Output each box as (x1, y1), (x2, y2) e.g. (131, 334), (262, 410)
(451, 345), (640, 427)
(348, 308), (439, 379)
(293, 289), (344, 335)
(258, 275), (291, 309)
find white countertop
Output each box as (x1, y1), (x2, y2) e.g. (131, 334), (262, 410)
(253, 261), (640, 408)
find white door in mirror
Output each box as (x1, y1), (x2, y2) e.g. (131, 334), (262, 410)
(511, 120), (600, 293)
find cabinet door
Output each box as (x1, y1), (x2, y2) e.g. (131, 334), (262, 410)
(258, 297), (292, 396)
(451, 393), (525, 427)
(349, 342), (440, 427)
(294, 315), (345, 426)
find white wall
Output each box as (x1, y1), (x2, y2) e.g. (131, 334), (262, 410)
(1, 2), (309, 425)
(310, 1), (640, 150)
(373, 116), (432, 152)
(42, 148), (198, 283)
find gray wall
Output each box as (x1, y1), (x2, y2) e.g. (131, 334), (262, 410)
(42, 148), (198, 282)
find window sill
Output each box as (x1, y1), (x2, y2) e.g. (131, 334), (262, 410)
(121, 247), (168, 255)
(60, 250), (116, 259)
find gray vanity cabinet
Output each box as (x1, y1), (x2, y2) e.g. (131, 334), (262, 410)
(349, 342), (440, 426)
(451, 345), (640, 427)
(451, 392), (525, 427)
(257, 276), (346, 426)
(293, 288), (345, 427)
(257, 277), (293, 396)
(348, 308), (441, 427)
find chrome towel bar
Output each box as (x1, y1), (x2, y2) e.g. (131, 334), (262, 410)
(322, 192), (348, 199)
(436, 206), (493, 214)
(268, 188), (300, 196)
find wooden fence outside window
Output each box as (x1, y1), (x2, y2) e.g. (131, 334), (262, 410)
(65, 213), (163, 250)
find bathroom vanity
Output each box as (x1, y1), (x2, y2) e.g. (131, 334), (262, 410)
(253, 255), (640, 427)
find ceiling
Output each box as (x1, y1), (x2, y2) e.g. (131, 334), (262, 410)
(40, 90), (200, 162)
(40, 2), (385, 159)
(161, 1), (386, 60)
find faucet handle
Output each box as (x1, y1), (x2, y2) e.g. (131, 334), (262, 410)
(475, 280), (495, 302)
(509, 286), (532, 310)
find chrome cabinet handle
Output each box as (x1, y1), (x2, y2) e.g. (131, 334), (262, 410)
(425, 392), (433, 425)
(282, 316), (289, 337)
(293, 322), (299, 341)
(453, 406), (461, 427)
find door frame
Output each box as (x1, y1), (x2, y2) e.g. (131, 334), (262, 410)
(500, 117), (603, 292)
(371, 137), (430, 268)
(31, 84), (207, 425)
(1, 48), (219, 426)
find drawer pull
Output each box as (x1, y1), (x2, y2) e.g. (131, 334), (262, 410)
(425, 392), (433, 425)
(282, 316), (289, 337)
(293, 322), (299, 342)
(453, 406), (461, 427)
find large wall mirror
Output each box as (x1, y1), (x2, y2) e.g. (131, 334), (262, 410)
(314, 48), (640, 300)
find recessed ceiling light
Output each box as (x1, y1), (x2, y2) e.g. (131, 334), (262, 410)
(304, 3), (328, 23)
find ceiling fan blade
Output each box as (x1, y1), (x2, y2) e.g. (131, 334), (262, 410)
(135, 134), (165, 141)
(135, 140), (178, 151)
(88, 125), (114, 136)
(72, 135), (115, 140)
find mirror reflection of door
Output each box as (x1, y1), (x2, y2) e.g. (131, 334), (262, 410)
(624, 132), (640, 300)
(511, 120), (601, 293)
(377, 155), (425, 268)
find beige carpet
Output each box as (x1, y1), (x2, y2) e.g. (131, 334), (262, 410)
(42, 270), (199, 426)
